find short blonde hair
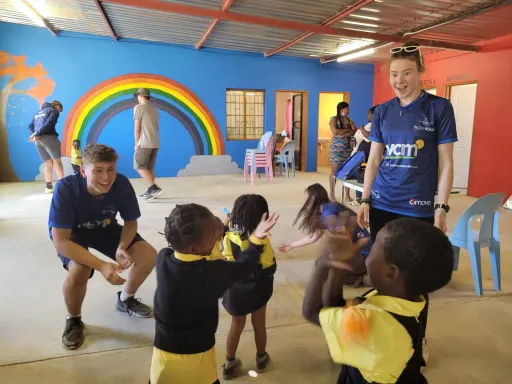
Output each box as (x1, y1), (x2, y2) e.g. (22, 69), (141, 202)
(83, 143), (119, 164)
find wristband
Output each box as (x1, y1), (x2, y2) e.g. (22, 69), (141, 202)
(360, 198), (371, 205)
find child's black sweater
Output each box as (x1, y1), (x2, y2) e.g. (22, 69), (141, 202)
(153, 240), (263, 354)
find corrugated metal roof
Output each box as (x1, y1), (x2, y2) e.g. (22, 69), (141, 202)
(416, 3), (512, 43)
(103, 2), (213, 45)
(229, 0), (356, 25)
(0, 0), (511, 62)
(29, 0), (112, 36)
(204, 21), (300, 53)
(0, 0), (39, 26)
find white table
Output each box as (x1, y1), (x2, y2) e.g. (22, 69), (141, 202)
(339, 179), (461, 204)
(340, 179), (363, 204)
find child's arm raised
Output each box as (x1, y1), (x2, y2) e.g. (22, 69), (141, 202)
(279, 230), (322, 253)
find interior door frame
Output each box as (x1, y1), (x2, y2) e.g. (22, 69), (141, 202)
(317, 91), (350, 168)
(444, 81), (478, 189)
(275, 90), (308, 171)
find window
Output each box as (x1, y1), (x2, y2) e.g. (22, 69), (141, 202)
(226, 89), (264, 140)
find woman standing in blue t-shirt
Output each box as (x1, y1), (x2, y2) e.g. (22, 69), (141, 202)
(357, 41), (457, 365)
(329, 102), (356, 200)
(357, 41), (457, 240)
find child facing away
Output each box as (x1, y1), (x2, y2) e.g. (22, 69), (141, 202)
(151, 203), (279, 384)
(221, 194), (277, 380)
(303, 218), (454, 384)
(280, 183), (371, 287)
(71, 139), (82, 174)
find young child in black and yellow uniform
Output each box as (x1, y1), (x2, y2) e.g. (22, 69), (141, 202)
(303, 218), (454, 384)
(150, 203), (279, 384)
(221, 194), (277, 380)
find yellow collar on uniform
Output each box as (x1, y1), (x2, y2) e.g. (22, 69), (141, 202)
(174, 252), (211, 262)
(362, 291), (426, 317)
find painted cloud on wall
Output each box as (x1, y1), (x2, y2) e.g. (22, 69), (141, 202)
(177, 155), (242, 177)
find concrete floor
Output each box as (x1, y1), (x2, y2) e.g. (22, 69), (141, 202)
(1, 170), (511, 384)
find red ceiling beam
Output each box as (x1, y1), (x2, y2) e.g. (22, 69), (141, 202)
(101, 0), (479, 52)
(93, 0), (118, 40)
(195, 0), (234, 50)
(265, 0), (374, 57)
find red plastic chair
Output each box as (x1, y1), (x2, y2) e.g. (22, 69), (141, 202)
(244, 136), (276, 185)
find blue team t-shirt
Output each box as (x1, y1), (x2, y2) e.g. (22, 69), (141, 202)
(369, 92), (458, 217)
(48, 172), (141, 235)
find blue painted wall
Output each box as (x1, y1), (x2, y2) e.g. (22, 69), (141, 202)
(0, 22), (374, 181)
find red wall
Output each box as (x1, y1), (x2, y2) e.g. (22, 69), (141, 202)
(373, 41), (512, 198)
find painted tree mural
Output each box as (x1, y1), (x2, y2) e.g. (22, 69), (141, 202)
(0, 52), (55, 182)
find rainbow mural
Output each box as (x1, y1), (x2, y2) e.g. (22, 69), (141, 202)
(61, 73), (225, 156)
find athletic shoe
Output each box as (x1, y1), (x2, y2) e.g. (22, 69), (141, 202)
(256, 352), (270, 372)
(138, 190), (151, 200)
(45, 187), (54, 194)
(62, 316), (85, 350)
(146, 187), (163, 200)
(116, 292), (152, 318)
(222, 358), (241, 380)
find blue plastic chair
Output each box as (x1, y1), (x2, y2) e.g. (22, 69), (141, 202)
(449, 192), (505, 296)
(275, 140), (295, 177)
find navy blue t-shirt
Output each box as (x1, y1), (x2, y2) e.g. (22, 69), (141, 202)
(369, 92), (457, 217)
(48, 173), (141, 235)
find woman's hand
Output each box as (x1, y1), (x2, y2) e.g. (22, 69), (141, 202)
(434, 209), (447, 233)
(357, 204), (370, 229)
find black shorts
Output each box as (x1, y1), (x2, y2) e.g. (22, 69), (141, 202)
(56, 223), (144, 278)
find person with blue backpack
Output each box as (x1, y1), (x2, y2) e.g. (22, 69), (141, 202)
(357, 41), (457, 365)
(279, 183), (371, 287)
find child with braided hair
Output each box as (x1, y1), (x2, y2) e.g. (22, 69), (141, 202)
(221, 194), (277, 379)
(150, 203), (278, 384)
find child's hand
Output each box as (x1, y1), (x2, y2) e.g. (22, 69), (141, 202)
(253, 212), (279, 239)
(279, 243), (293, 253)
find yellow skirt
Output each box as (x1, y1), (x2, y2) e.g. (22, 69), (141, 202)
(150, 346), (218, 384)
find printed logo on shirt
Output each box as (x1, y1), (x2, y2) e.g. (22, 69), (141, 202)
(385, 140), (424, 159)
(409, 198), (432, 206)
(414, 118), (435, 132)
(372, 190), (381, 199)
(77, 217), (111, 229)
(102, 205), (117, 215)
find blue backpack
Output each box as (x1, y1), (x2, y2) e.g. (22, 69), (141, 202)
(334, 151), (365, 181)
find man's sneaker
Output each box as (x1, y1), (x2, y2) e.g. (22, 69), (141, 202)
(45, 187), (54, 194)
(116, 292), (152, 318)
(138, 190), (151, 200)
(256, 352), (270, 372)
(222, 358), (241, 380)
(62, 316), (85, 350)
(146, 187), (163, 200)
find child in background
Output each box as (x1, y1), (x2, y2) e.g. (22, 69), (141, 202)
(151, 203), (278, 384)
(71, 139), (82, 174)
(303, 218), (454, 384)
(280, 183), (370, 287)
(221, 194), (277, 380)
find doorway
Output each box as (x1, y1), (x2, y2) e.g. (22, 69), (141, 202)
(275, 91), (308, 171)
(424, 88), (437, 95)
(446, 83), (477, 189)
(317, 92), (350, 168)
